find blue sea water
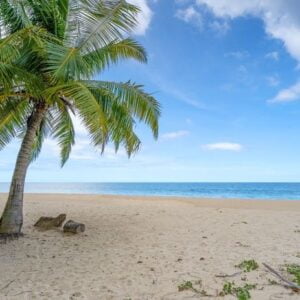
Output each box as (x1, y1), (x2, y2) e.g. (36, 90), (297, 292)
(1, 182), (300, 200)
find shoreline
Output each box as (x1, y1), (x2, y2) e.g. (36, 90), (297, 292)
(1, 192), (300, 211)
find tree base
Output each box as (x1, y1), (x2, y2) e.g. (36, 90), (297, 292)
(0, 232), (24, 243)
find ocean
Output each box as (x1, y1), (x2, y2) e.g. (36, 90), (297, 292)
(1, 182), (300, 200)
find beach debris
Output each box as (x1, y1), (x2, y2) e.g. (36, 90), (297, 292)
(178, 281), (195, 292)
(236, 242), (250, 248)
(237, 260), (259, 272)
(220, 282), (256, 300)
(0, 279), (15, 291)
(263, 263), (300, 291)
(177, 280), (210, 296)
(286, 264), (300, 285)
(34, 214), (66, 229)
(63, 220), (85, 234)
(215, 271), (243, 278)
(70, 292), (83, 299)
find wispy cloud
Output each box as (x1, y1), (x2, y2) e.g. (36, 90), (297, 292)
(195, 0), (300, 62)
(268, 81), (300, 103)
(175, 4), (229, 34)
(266, 74), (280, 87)
(209, 19), (230, 35)
(176, 6), (203, 29)
(162, 130), (190, 140)
(265, 51), (279, 61)
(147, 71), (208, 109)
(185, 118), (193, 125)
(202, 142), (243, 151)
(71, 115), (88, 136)
(166, 86), (207, 109)
(127, 0), (153, 35)
(224, 51), (249, 60)
(44, 139), (60, 157)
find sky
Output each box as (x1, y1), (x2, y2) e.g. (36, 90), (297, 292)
(2, 0), (300, 182)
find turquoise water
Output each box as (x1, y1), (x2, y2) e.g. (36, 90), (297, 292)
(1, 182), (300, 200)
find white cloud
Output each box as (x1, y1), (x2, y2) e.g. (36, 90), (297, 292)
(71, 115), (88, 136)
(44, 135), (129, 162)
(147, 71), (208, 109)
(196, 0), (262, 18)
(265, 51), (279, 61)
(266, 74), (280, 87)
(70, 139), (127, 161)
(186, 118), (192, 125)
(175, 4), (229, 34)
(162, 130), (190, 140)
(202, 142), (243, 151)
(268, 81), (300, 103)
(102, 147), (127, 160)
(167, 86), (206, 109)
(224, 51), (249, 59)
(209, 19), (230, 34)
(127, 0), (153, 35)
(176, 6), (203, 29)
(44, 139), (60, 157)
(195, 0), (300, 62)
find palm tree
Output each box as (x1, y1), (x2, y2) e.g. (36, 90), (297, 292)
(0, 0), (160, 237)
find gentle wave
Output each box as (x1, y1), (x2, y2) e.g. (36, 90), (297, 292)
(1, 182), (300, 200)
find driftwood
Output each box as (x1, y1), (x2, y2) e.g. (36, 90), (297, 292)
(263, 263), (300, 291)
(63, 220), (85, 234)
(215, 271), (243, 278)
(0, 280), (15, 291)
(34, 214), (66, 229)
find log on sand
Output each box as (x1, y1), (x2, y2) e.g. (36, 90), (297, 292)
(63, 220), (85, 234)
(34, 214), (66, 229)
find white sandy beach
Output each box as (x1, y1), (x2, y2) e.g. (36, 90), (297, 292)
(1, 193), (300, 299)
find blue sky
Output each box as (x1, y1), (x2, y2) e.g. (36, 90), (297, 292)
(2, 0), (300, 182)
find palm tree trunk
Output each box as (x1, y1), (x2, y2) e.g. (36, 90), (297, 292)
(0, 102), (47, 236)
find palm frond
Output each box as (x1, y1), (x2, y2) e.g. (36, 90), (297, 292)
(106, 99), (141, 155)
(0, 98), (31, 149)
(26, 0), (69, 39)
(83, 38), (147, 74)
(86, 80), (160, 138)
(0, 63), (45, 97)
(29, 117), (49, 162)
(45, 38), (146, 82)
(0, 0), (31, 35)
(44, 43), (87, 81)
(65, 0), (139, 51)
(81, 83), (143, 156)
(51, 105), (75, 166)
(0, 26), (44, 63)
(45, 81), (108, 146)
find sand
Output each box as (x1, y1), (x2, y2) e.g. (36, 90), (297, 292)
(1, 193), (300, 299)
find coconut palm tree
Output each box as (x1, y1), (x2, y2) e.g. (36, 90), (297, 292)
(0, 0), (160, 237)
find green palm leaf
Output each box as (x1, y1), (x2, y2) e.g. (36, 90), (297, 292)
(51, 105), (75, 166)
(29, 117), (49, 162)
(0, 0), (31, 34)
(0, 98), (30, 149)
(86, 80), (160, 138)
